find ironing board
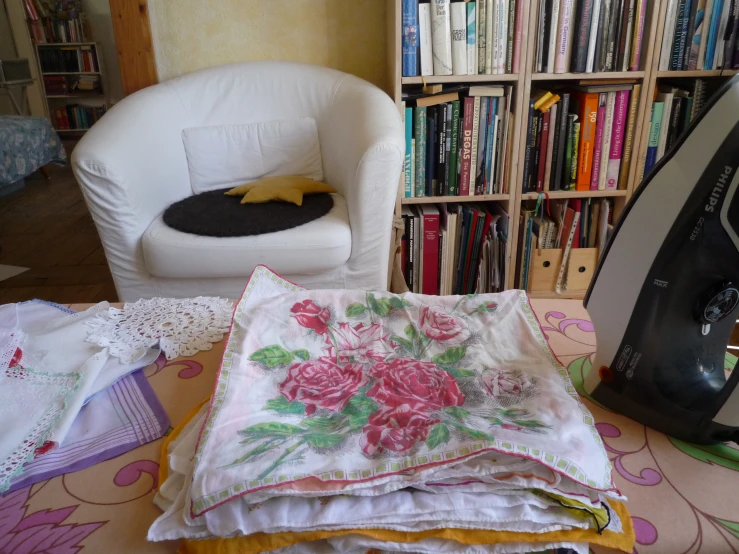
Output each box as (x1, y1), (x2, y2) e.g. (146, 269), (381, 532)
(2, 299), (737, 554)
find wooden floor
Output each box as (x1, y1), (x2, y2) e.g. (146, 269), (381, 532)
(0, 162), (118, 304)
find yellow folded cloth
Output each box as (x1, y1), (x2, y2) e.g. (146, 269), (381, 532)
(224, 176), (336, 206)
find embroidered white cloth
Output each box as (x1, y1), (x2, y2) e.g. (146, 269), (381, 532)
(85, 297), (232, 364)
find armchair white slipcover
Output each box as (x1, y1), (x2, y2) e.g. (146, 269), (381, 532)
(72, 62), (404, 301)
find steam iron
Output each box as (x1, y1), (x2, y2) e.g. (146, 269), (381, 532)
(584, 76), (739, 445)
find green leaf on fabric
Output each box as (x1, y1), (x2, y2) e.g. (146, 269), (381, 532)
(301, 417), (342, 432)
(511, 419), (549, 430)
(443, 368), (476, 379)
(238, 422), (304, 437)
(292, 349), (310, 361)
(342, 394), (378, 429)
(390, 297), (411, 309)
(367, 293), (393, 316)
(264, 396), (307, 415)
(497, 408), (531, 419)
(249, 344), (294, 367)
(404, 324), (417, 341)
(717, 519), (739, 539)
(457, 426), (495, 441)
(474, 302), (498, 314)
(306, 433), (345, 448)
(345, 303), (367, 317)
(432, 346), (467, 365)
(668, 437), (739, 472)
(391, 335), (414, 353)
(426, 423), (450, 450)
(227, 438), (284, 467)
(444, 406), (471, 420)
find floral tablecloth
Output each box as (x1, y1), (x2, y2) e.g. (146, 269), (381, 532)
(1, 299), (738, 554)
(0, 116), (65, 187)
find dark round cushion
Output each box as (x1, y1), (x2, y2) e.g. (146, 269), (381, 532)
(162, 189), (335, 237)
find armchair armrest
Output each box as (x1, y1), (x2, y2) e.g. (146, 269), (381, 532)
(320, 76), (404, 290)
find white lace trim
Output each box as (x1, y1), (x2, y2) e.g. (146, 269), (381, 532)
(85, 297), (233, 364)
(0, 332), (24, 371)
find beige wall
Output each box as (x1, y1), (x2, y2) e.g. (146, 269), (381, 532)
(148, 0), (388, 91)
(81, 0), (124, 103)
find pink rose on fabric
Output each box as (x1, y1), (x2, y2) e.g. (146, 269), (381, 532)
(9, 347), (22, 368)
(290, 300), (331, 335)
(360, 404), (439, 455)
(367, 358), (465, 411)
(327, 322), (392, 364)
(280, 357), (368, 415)
(418, 306), (470, 344)
(479, 368), (533, 397)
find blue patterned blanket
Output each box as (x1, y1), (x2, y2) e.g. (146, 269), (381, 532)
(0, 116), (66, 187)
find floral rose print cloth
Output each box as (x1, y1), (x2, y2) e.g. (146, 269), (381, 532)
(0, 116), (65, 188)
(189, 267), (619, 517)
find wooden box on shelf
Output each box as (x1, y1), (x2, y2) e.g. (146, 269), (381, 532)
(565, 248), (599, 292)
(528, 248), (563, 292)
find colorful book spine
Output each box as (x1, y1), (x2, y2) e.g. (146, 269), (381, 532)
(467, 2), (478, 75)
(604, 0), (624, 70)
(706, 0), (724, 68)
(451, 2), (468, 75)
(521, 98), (537, 192)
(460, 97), (475, 195)
(572, 0), (596, 72)
(570, 117), (581, 189)
(469, 97), (482, 194)
(431, 0), (453, 75)
(619, 0), (637, 71)
(536, 110), (551, 191)
(576, 93), (599, 190)
(555, 0), (576, 73)
(679, 0), (695, 69)
(420, 205), (441, 295)
(404, 104), (413, 197)
(507, 0), (517, 73)
(543, 103), (558, 190)
(478, 0), (487, 73)
(449, 101), (461, 195)
(671, 0), (689, 69)
(683, 0), (702, 67)
(402, 0), (419, 76)
(598, 92), (616, 190)
(427, 110), (436, 195)
(645, 102), (665, 174)
(688, 0), (708, 69)
(563, 114), (575, 190)
(617, 83), (639, 189)
(512, 0), (524, 72)
(411, 138), (416, 195)
(419, 3), (434, 75)
(485, 98), (498, 192)
(587, 0), (603, 71)
(475, 97), (489, 194)
(497, 0), (509, 74)
(414, 106), (427, 197)
(608, 90), (630, 190)
(552, 93), (571, 190)
(590, 94), (608, 191)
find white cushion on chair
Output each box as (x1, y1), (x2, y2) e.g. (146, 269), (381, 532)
(142, 194), (351, 279)
(182, 118), (324, 194)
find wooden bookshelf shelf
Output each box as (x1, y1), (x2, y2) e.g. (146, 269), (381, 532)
(42, 71), (101, 75)
(531, 71), (645, 81)
(401, 74), (518, 84)
(46, 93), (104, 98)
(401, 194), (510, 204)
(656, 70), (739, 78)
(521, 190), (629, 200)
(37, 42), (97, 47)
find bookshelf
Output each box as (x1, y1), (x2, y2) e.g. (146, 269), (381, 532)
(386, 0), (703, 299)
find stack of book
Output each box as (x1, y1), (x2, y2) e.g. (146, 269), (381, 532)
(43, 75), (67, 95)
(402, 0), (524, 76)
(72, 74), (101, 92)
(402, 85), (515, 198)
(53, 104), (106, 130)
(659, 0), (739, 71)
(522, 82), (641, 192)
(401, 203), (509, 295)
(533, 0), (647, 73)
(643, 79), (712, 175)
(38, 46), (98, 73)
(24, 0), (89, 44)
(517, 197), (613, 291)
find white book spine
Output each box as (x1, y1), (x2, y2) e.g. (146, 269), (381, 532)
(621, 0), (636, 71)
(660, 0), (679, 71)
(439, 229), (448, 295)
(598, 92), (616, 191)
(467, 2), (478, 74)
(716, 0), (732, 68)
(698, 0), (716, 69)
(586, 0), (602, 72)
(469, 96), (482, 194)
(497, 0), (508, 73)
(656, 93), (674, 159)
(485, 0), (494, 73)
(549, 0), (562, 73)
(555, 0), (575, 73)
(410, 139), (416, 197)
(543, 103), (558, 188)
(431, 0), (453, 75)
(419, 4), (434, 76)
(563, 0), (577, 69)
(451, 2), (468, 75)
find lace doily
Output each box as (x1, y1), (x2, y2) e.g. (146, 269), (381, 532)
(85, 297), (233, 364)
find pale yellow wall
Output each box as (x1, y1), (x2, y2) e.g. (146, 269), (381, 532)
(148, 0), (388, 91)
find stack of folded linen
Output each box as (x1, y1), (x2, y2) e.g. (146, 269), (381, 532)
(149, 266), (634, 554)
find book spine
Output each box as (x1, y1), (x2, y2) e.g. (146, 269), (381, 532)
(553, 93), (571, 190)
(422, 212), (440, 295)
(404, 105), (413, 197)
(498, 0), (509, 73)
(572, 0), (596, 72)
(690, 0), (709, 68)
(586, 0), (602, 71)
(469, 96), (482, 194)
(550, 103), (564, 190)
(486, 99), (499, 191)
(543, 103), (558, 190)
(618, 0), (636, 71)
(563, 114), (575, 190)
(460, 97), (475, 195)
(431, 0), (453, 75)
(427, 110), (436, 195)
(724, 0), (739, 68)
(699, 0), (716, 68)
(684, 0), (702, 67)
(576, 93), (599, 190)
(475, 97), (488, 194)
(666, 96), (683, 151)
(408, 215), (416, 290)
(433, 107), (443, 195)
(671, 0), (689, 69)
(555, 0), (575, 72)
(507, 0), (517, 72)
(598, 92), (616, 190)
(411, 138), (416, 196)
(608, 90), (630, 189)
(441, 105), (450, 194)
(415, 106), (428, 196)
(656, 94), (673, 160)
(419, 4), (434, 75)
(629, 0), (647, 69)
(536, 110), (551, 191)
(570, 119), (581, 189)
(467, 2), (478, 74)
(478, 0), (487, 73)
(605, 0), (624, 70)
(645, 102), (665, 174)
(449, 101), (461, 195)
(451, 2), (469, 75)
(485, 0), (494, 73)
(706, 0), (724, 68)
(402, 0), (420, 76)
(521, 99), (537, 192)
(536, 0), (548, 73)
(493, 99), (506, 191)
(549, 0), (563, 72)
(716, 0), (731, 67)
(590, 94), (608, 191)
(595, 0), (611, 70)
(513, 0), (525, 72)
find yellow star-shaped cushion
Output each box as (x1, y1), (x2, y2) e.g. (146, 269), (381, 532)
(224, 176), (336, 206)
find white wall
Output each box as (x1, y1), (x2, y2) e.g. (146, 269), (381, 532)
(81, 0), (124, 103)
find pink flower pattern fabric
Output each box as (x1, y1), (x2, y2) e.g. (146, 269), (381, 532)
(418, 306), (470, 344)
(280, 358), (368, 415)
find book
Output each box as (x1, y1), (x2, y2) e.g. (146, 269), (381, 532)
(431, 0), (453, 75)
(402, 0), (420, 76)
(461, 206), (480, 292)
(586, 0), (603, 71)
(507, 0), (518, 72)
(645, 101), (665, 174)
(419, 3), (434, 75)
(466, 208), (490, 293)
(543, 103), (559, 190)
(684, 0), (702, 67)
(563, 113), (575, 190)
(618, 84), (640, 190)
(475, 97), (489, 194)
(552, 93), (571, 190)
(607, 90), (630, 189)
(670, 0), (690, 69)
(417, 91), (460, 107)
(440, 104), (450, 194)
(411, 206), (422, 292)
(414, 106), (428, 197)
(572, 0), (596, 72)
(468, 85), (505, 96)
(548, 0), (563, 72)
(555, 0), (576, 73)
(451, 2), (468, 75)
(630, 0), (647, 69)
(679, 0), (695, 68)
(555, 202), (580, 293)
(536, 0), (549, 72)
(576, 93), (599, 190)
(460, 97), (475, 195)
(469, 96), (482, 194)
(724, 0), (739, 68)
(666, 95), (684, 152)
(593, 0), (611, 70)
(699, 0), (716, 68)
(427, 107), (436, 195)
(401, 207), (413, 289)
(448, 101), (461, 195)
(690, 0), (710, 68)
(467, 2), (478, 74)
(656, 89), (675, 161)
(570, 116), (581, 189)
(498, 0), (509, 73)
(590, 94), (607, 191)
(404, 104), (413, 197)
(486, 98), (499, 192)
(419, 205), (440, 295)
(716, 0), (732, 66)
(598, 92), (616, 190)
(617, 0), (636, 71)
(706, 0), (725, 68)
(478, 0), (487, 73)
(605, 0), (625, 70)
(521, 98), (537, 192)
(513, 0), (525, 72)
(485, 0), (494, 73)
(536, 111), (551, 191)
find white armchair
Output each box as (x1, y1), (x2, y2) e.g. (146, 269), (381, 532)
(72, 62), (404, 301)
